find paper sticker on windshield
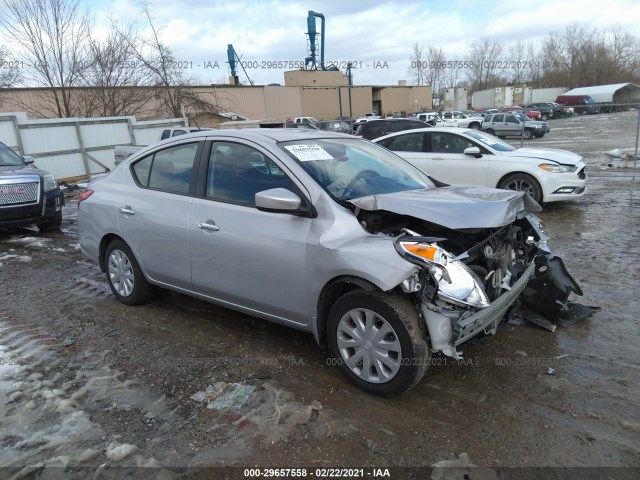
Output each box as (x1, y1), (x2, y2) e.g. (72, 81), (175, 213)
(284, 144), (334, 161)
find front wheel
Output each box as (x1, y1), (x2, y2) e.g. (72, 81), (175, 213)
(485, 128), (495, 136)
(468, 122), (481, 130)
(498, 173), (543, 204)
(522, 129), (533, 140)
(37, 210), (62, 232)
(105, 239), (153, 306)
(327, 290), (430, 397)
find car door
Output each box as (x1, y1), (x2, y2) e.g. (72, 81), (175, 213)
(420, 131), (490, 187)
(442, 112), (458, 127)
(118, 141), (202, 289)
(503, 114), (522, 136)
(189, 140), (313, 325)
(484, 114), (503, 135)
(380, 131), (429, 171)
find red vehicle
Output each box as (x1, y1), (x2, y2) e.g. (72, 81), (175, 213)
(555, 95), (600, 114)
(502, 105), (541, 120)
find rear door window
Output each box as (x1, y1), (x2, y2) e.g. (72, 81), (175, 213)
(385, 132), (425, 152)
(132, 143), (199, 194)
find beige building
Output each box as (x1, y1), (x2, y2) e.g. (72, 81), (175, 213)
(0, 72), (432, 126)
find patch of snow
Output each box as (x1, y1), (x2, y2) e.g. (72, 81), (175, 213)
(105, 442), (138, 461)
(0, 253), (32, 263)
(5, 237), (50, 249)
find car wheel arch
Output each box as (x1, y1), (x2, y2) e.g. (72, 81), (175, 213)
(315, 276), (380, 347)
(98, 234), (145, 276)
(496, 171), (544, 203)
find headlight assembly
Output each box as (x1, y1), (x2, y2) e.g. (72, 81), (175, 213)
(396, 241), (490, 309)
(43, 174), (58, 192)
(539, 163), (577, 173)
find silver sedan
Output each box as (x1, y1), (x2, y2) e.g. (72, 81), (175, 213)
(78, 129), (581, 396)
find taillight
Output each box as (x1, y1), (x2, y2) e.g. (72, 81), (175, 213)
(78, 189), (94, 206)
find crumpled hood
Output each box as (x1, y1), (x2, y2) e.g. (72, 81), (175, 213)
(504, 147), (582, 165)
(349, 186), (541, 230)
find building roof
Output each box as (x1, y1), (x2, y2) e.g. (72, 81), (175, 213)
(563, 83), (640, 102)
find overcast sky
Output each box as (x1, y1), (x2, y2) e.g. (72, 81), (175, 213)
(30, 0), (640, 86)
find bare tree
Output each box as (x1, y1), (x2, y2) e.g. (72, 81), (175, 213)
(0, 0), (92, 117)
(539, 24), (640, 87)
(424, 47), (445, 95)
(0, 46), (22, 88)
(506, 41), (529, 85)
(441, 55), (464, 90)
(467, 38), (505, 91)
(116, 2), (221, 120)
(78, 25), (155, 117)
(407, 43), (427, 86)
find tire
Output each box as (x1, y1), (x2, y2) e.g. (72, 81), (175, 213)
(522, 129), (533, 140)
(468, 122), (481, 130)
(540, 113), (549, 121)
(37, 210), (62, 232)
(498, 173), (543, 204)
(327, 290), (430, 397)
(485, 129), (495, 136)
(104, 239), (153, 306)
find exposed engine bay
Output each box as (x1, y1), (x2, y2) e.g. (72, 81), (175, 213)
(355, 207), (583, 358)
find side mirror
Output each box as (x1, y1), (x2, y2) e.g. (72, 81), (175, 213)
(464, 146), (482, 158)
(23, 155), (35, 164)
(255, 188), (302, 214)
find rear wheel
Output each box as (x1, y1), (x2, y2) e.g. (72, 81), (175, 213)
(327, 290), (430, 397)
(498, 173), (543, 204)
(105, 239), (153, 306)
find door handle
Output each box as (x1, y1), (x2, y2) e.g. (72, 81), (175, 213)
(119, 207), (135, 216)
(197, 222), (220, 232)
(432, 157), (445, 161)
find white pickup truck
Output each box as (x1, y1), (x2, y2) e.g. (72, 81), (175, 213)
(417, 111), (483, 129)
(114, 127), (210, 165)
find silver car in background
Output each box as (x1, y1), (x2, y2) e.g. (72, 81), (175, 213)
(78, 129), (582, 396)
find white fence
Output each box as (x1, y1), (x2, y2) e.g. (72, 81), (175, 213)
(0, 112), (187, 181)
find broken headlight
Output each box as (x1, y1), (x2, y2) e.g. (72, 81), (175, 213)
(397, 241), (490, 309)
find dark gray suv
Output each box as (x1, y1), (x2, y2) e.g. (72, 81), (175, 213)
(0, 141), (64, 231)
(355, 119), (429, 140)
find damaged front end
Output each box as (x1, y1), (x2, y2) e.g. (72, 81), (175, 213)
(351, 189), (582, 359)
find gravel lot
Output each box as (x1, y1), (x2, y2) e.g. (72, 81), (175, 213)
(1, 111), (639, 478)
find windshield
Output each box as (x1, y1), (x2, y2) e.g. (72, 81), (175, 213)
(0, 143), (25, 167)
(279, 138), (435, 200)
(465, 130), (516, 152)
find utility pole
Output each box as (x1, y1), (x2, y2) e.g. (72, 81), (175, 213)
(347, 62), (353, 122)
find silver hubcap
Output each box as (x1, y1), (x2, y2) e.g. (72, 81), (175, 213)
(337, 308), (402, 384)
(505, 179), (535, 197)
(108, 249), (135, 297)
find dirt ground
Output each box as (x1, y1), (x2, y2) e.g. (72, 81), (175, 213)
(1, 111), (639, 478)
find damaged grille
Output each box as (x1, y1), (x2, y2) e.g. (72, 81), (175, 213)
(0, 182), (39, 206)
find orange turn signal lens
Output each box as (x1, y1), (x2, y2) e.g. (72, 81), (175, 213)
(402, 243), (439, 261)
